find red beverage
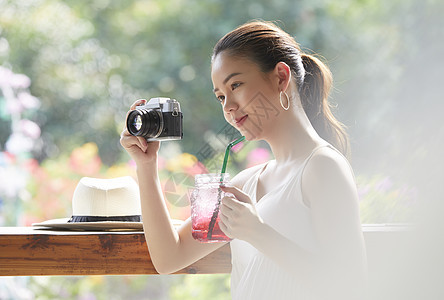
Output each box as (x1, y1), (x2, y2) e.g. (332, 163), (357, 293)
(190, 173), (232, 243)
(191, 211), (231, 242)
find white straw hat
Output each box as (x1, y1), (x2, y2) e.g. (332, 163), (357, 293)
(33, 176), (143, 231)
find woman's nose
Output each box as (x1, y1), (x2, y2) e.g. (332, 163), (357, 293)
(223, 95), (238, 113)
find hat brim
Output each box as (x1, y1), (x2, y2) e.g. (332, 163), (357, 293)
(32, 218), (143, 231)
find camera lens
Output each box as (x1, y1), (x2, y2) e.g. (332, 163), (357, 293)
(127, 109), (162, 138)
(133, 115), (143, 131)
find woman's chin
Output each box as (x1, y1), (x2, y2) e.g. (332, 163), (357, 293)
(229, 123), (262, 141)
(241, 130), (261, 142)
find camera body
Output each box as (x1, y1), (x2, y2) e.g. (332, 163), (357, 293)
(126, 97), (183, 141)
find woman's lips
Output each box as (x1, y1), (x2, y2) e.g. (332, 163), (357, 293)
(235, 115), (248, 126)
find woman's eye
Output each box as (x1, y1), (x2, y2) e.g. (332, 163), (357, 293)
(216, 95), (225, 103)
(231, 82), (242, 90)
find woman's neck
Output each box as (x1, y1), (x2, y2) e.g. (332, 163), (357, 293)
(265, 107), (323, 165)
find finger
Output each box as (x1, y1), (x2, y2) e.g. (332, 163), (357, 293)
(219, 208), (229, 222)
(130, 99), (147, 110)
(120, 134), (147, 152)
(121, 128), (130, 138)
(218, 216), (232, 238)
(124, 99), (146, 131)
(120, 127), (135, 138)
(136, 136), (148, 151)
(219, 201), (234, 218)
(221, 195), (244, 210)
(220, 185), (253, 204)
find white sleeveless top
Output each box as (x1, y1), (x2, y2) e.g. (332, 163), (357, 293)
(230, 145), (339, 300)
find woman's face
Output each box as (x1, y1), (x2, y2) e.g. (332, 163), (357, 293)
(211, 51), (280, 141)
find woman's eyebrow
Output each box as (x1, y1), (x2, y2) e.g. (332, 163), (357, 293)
(213, 72), (242, 92)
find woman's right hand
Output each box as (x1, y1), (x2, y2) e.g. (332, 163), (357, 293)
(120, 99), (160, 166)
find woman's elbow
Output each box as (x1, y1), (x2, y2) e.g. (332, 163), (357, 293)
(155, 267), (174, 275)
(151, 258), (182, 275)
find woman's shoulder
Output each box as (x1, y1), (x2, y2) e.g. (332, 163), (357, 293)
(301, 145), (356, 203)
(230, 161), (270, 189)
(306, 145), (353, 177)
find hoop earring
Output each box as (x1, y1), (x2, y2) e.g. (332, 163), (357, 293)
(279, 91), (290, 111)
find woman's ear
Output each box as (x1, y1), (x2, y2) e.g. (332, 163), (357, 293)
(275, 61), (292, 92)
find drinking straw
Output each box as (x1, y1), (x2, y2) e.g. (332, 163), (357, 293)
(220, 136), (246, 174)
(207, 136), (246, 239)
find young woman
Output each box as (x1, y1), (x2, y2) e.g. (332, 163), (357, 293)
(121, 21), (367, 299)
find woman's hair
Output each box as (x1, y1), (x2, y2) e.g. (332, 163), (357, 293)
(212, 21), (350, 157)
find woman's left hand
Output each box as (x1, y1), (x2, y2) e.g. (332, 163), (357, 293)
(218, 185), (264, 241)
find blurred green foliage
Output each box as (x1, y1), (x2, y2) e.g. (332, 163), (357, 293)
(1, 0), (442, 197)
(170, 274), (230, 300)
(1, 0), (443, 299)
(357, 175), (418, 223)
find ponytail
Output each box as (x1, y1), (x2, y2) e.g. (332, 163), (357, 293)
(300, 54), (350, 158)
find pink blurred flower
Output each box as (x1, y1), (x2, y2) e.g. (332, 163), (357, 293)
(185, 161), (208, 176)
(24, 158), (39, 173)
(17, 92), (40, 109)
(0, 66), (13, 88)
(247, 148), (271, 168)
(375, 177), (393, 192)
(157, 156), (166, 170)
(5, 133), (34, 154)
(19, 119), (41, 139)
(358, 184), (371, 201)
(6, 99), (23, 115)
(69, 143), (102, 176)
(0, 67), (31, 89)
(231, 141), (244, 153)
(128, 159), (137, 169)
(10, 73), (31, 89)
(21, 215), (41, 227)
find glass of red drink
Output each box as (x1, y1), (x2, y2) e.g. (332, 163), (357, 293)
(190, 173), (232, 243)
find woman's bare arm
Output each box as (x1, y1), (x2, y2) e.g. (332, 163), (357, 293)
(135, 162), (227, 274)
(135, 160), (262, 274)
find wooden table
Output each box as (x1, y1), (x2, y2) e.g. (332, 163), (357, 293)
(0, 227), (231, 276)
(0, 225), (409, 277)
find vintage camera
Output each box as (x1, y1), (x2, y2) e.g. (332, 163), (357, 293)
(126, 97), (183, 141)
